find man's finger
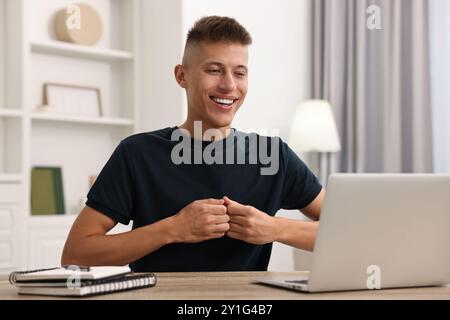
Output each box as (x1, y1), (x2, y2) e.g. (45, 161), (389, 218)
(197, 198), (225, 205)
(223, 196), (248, 215)
(223, 196), (241, 206)
(212, 223), (230, 233)
(223, 196), (233, 206)
(226, 231), (244, 241)
(213, 214), (230, 224)
(209, 232), (226, 239)
(204, 204), (228, 215)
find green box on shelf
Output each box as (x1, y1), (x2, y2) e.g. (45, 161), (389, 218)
(31, 167), (65, 215)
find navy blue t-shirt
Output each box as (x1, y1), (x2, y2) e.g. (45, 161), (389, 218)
(86, 127), (322, 272)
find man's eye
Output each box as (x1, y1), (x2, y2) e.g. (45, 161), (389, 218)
(235, 72), (246, 78)
(207, 69), (221, 74)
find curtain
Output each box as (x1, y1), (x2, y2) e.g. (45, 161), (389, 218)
(312, 0), (433, 173)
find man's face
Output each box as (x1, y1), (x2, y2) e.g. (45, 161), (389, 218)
(176, 41), (248, 130)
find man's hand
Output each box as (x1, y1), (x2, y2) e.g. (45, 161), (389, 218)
(223, 196), (276, 245)
(169, 198), (230, 243)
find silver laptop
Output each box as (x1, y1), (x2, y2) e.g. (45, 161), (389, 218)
(259, 173), (450, 293)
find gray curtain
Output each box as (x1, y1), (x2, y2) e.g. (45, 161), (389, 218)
(312, 0), (433, 173)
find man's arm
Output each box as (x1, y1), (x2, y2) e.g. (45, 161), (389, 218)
(225, 189), (325, 252)
(61, 206), (174, 266)
(298, 188), (324, 221)
(273, 188), (324, 251)
(61, 199), (229, 266)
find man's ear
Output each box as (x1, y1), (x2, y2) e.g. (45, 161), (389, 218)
(174, 64), (187, 88)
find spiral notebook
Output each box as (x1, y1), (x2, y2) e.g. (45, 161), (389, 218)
(9, 266), (156, 297)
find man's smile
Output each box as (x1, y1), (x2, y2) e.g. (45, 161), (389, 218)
(209, 95), (238, 110)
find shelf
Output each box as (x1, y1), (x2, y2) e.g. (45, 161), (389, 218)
(0, 109), (22, 118)
(31, 113), (134, 127)
(30, 41), (134, 62)
(0, 174), (23, 182)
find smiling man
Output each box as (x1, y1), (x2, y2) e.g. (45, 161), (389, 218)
(62, 16), (324, 272)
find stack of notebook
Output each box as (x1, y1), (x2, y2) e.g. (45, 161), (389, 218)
(9, 266), (156, 297)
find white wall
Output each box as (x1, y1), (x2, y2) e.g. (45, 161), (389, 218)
(140, 0), (185, 131)
(140, 0), (313, 271)
(429, 0), (450, 173)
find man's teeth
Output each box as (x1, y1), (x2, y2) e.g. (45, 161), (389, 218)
(212, 97), (234, 105)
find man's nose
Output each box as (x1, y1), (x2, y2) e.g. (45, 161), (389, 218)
(218, 72), (237, 91)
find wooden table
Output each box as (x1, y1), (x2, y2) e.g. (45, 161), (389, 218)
(1, 271), (450, 300)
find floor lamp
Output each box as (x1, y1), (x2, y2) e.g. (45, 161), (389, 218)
(288, 100), (341, 186)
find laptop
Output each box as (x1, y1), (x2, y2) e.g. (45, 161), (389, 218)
(259, 173), (450, 293)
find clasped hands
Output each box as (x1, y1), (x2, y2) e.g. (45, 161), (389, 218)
(172, 197), (277, 245)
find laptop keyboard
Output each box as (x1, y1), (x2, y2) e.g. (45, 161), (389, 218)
(285, 280), (308, 285)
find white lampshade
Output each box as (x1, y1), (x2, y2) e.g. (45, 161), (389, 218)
(288, 100), (341, 152)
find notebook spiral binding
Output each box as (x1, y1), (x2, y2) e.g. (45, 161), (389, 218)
(9, 267), (60, 285)
(81, 273), (157, 296)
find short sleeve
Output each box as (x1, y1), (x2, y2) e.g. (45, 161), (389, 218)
(280, 141), (322, 210)
(86, 141), (135, 225)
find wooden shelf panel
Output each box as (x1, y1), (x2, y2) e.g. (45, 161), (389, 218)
(31, 41), (134, 62)
(0, 109), (23, 117)
(0, 174), (23, 182)
(31, 113), (134, 126)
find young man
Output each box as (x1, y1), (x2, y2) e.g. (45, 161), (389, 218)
(62, 16), (324, 272)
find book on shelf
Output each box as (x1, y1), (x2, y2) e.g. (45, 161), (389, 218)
(9, 266), (156, 297)
(31, 166), (65, 215)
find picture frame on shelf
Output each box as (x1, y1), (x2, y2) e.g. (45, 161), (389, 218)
(41, 82), (103, 117)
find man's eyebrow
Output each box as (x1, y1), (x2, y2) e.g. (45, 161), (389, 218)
(235, 65), (248, 72)
(203, 61), (248, 72)
(203, 61), (224, 68)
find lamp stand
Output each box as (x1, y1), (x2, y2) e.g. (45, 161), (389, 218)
(318, 152), (332, 187)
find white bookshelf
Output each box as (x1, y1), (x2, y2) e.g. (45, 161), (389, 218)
(31, 112), (134, 126)
(30, 41), (134, 62)
(0, 174), (23, 182)
(0, 0), (140, 271)
(0, 116), (22, 175)
(0, 109), (23, 117)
